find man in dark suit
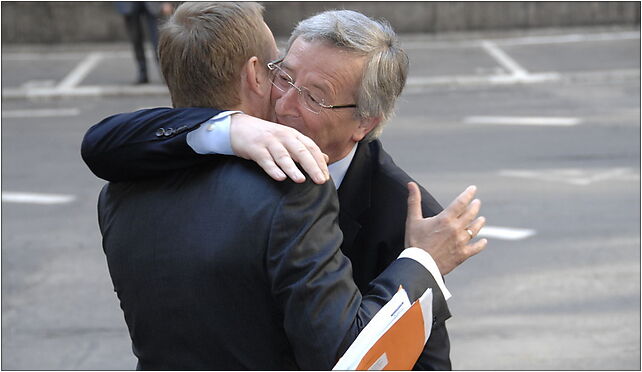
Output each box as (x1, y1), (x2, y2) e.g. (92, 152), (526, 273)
(83, 5), (487, 369)
(100, 145), (459, 369)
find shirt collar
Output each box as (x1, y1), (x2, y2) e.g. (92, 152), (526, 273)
(328, 143), (358, 189)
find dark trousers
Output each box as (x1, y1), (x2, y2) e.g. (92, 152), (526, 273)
(122, 3), (159, 81)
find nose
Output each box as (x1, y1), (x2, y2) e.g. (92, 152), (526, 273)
(274, 84), (301, 118)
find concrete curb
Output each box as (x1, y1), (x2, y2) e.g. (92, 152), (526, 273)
(2, 84), (169, 100)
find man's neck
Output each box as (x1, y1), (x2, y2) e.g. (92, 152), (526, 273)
(231, 104), (256, 118)
(236, 94), (270, 120)
(328, 142), (359, 165)
(328, 143), (359, 189)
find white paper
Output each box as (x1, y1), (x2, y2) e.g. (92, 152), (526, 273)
(333, 287), (433, 370)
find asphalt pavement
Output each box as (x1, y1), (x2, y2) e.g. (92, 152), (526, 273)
(2, 26), (640, 370)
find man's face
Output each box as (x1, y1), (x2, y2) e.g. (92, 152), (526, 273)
(271, 37), (373, 163)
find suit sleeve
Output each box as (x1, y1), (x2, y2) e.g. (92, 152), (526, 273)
(419, 183), (443, 218)
(413, 322), (452, 370)
(266, 180), (434, 370)
(81, 107), (220, 182)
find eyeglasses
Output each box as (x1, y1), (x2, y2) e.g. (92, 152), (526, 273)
(266, 60), (357, 115)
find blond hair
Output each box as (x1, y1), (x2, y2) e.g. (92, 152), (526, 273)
(159, 2), (272, 108)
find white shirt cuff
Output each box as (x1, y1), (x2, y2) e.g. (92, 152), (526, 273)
(186, 110), (241, 155)
(398, 247), (452, 300)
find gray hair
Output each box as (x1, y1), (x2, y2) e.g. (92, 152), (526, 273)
(287, 10), (408, 142)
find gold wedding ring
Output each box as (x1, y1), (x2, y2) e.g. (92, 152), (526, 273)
(465, 228), (475, 239)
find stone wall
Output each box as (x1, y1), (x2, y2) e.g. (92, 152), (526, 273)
(2, 1), (639, 44)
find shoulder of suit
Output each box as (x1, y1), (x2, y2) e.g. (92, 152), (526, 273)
(365, 140), (414, 194)
(197, 158), (335, 199)
(365, 140), (443, 214)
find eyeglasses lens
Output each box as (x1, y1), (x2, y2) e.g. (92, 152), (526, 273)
(269, 65), (321, 114)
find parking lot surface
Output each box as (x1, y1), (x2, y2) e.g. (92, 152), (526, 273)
(2, 26), (640, 369)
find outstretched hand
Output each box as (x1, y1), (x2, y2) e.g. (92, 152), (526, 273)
(405, 182), (487, 275)
(230, 114), (330, 184)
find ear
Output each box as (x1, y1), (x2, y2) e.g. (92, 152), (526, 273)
(351, 116), (381, 142)
(242, 56), (269, 97)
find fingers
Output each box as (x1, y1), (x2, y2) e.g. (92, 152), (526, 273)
(266, 142), (306, 183)
(445, 185), (477, 218)
(466, 238), (488, 258)
(261, 135), (329, 184)
(406, 182), (423, 221)
(462, 217), (487, 262)
(230, 114), (328, 184)
(459, 199), (481, 227)
(296, 135), (330, 183)
(253, 148), (288, 182)
(466, 216), (486, 237)
(282, 135), (328, 184)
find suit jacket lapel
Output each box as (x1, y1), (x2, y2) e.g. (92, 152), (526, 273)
(337, 142), (372, 255)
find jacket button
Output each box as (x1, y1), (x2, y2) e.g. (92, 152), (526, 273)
(155, 128), (165, 137)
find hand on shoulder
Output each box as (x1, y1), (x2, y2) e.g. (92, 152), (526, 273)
(230, 113), (330, 185)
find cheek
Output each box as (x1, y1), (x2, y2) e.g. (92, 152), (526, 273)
(301, 115), (331, 142)
(271, 85), (282, 99)
(271, 87), (283, 109)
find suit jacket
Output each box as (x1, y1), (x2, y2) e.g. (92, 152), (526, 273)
(99, 157), (434, 370)
(338, 140), (452, 370)
(82, 107), (452, 369)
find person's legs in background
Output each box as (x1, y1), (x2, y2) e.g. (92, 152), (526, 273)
(143, 8), (161, 81)
(122, 3), (148, 84)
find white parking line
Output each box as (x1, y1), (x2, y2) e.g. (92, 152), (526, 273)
(2, 30), (637, 98)
(2, 192), (75, 204)
(409, 39), (564, 88)
(497, 31), (641, 46)
(57, 52), (103, 90)
(402, 30), (640, 49)
(481, 40), (529, 78)
(479, 40), (566, 85)
(478, 226), (536, 240)
(464, 116), (581, 126)
(499, 168), (639, 186)
(406, 72), (561, 88)
(2, 50), (131, 61)
(2, 108), (80, 118)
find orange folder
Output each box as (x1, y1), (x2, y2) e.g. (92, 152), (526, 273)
(355, 300), (426, 370)
(334, 286), (432, 370)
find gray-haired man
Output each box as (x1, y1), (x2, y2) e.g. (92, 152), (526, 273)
(83, 6), (487, 369)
